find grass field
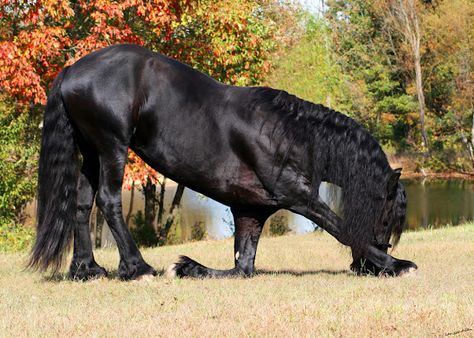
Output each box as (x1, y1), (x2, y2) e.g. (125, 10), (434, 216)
(1, 224), (473, 337)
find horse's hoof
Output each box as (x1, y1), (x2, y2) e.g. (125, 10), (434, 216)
(393, 260), (418, 276)
(351, 258), (418, 277)
(69, 260), (108, 281)
(118, 259), (157, 281)
(170, 256), (195, 278)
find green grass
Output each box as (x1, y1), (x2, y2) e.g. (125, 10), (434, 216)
(1, 224), (473, 337)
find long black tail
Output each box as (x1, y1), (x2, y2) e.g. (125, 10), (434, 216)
(28, 67), (79, 273)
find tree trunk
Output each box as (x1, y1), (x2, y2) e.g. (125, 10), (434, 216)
(156, 177), (167, 226)
(414, 53), (429, 155)
(95, 208), (104, 248)
(125, 181), (135, 227)
(157, 184), (185, 245)
(392, 0), (430, 156)
(407, 0), (429, 155)
(90, 204), (97, 245)
(453, 115), (474, 163)
(471, 110), (474, 161)
(143, 177), (157, 232)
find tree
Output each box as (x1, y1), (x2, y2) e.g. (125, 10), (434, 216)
(326, 0), (418, 148)
(325, 0), (473, 170)
(123, 150), (185, 246)
(383, 0), (430, 155)
(0, 98), (40, 225)
(265, 14), (351, 112)
(422, 0), (473, 164)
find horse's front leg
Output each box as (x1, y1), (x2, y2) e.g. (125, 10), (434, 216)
(232, 207), (273, 276)
(290, 198), (350, 246)
(291, 200), (417, 276)
(351, 245), (417, 276)
(169, 207), (274, 278)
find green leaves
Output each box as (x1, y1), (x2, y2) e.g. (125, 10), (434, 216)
(0, 100), (40, 228)
(265, 14), (351, 113)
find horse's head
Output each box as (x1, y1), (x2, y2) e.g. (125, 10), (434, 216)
(373, 168), (407, 252)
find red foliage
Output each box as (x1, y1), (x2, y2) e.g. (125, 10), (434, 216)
(0, 0), (276, 187)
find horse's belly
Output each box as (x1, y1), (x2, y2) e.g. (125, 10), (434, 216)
(131, 136), (273, 207)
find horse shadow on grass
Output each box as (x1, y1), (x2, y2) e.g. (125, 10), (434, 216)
(255, 268), (353, 277)
(41, 268), (167, 282)
(41, 268), (352, 282)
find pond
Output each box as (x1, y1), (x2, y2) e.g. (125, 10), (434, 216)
(402, 178), (474, 229)
(118, 178), (473, 244)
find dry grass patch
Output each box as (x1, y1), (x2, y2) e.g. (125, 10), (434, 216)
(1, 224), (473, 337)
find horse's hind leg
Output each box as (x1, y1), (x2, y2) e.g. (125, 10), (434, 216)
(169, 207), (274, 278)
(69, 146), (107, 280)
(95, 145), (156, 280)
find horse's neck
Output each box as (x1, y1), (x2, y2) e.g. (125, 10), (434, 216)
(319, 148), (390, 198)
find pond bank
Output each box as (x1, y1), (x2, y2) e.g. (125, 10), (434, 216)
(388, 154), (474, 179)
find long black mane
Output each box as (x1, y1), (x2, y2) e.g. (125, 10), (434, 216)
(251, 87), (400, 253)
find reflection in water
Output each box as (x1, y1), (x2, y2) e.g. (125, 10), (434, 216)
(402, 179), (474, 229)
(180, 182), (345, 239)
(175, 179), (473, 237)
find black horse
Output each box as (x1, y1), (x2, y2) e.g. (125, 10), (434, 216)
(29, 44), (417, 280)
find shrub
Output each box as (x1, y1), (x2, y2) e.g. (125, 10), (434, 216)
(0, 223), (34, 252)
(130, 211), (159, 247)
(269, 214), (289, 236)
(0, 100), (40, 227)
(191, 221), (206, 241)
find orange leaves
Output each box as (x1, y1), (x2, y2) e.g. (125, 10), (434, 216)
(40, 0), (74, 21)
(0, 42), (47, 104)
(0, 1), (71, 104)
(0, 24), (69, 104)
(124, 149), (162, 189)
(1, 0), (275, 105)
(0, 0), (280, 184)
(162, 0), (276, 86)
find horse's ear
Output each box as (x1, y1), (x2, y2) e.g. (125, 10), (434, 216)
(387, 168), (402, 196)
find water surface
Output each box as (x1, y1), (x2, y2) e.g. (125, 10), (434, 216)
(110, 178), (474, 244)
(402, 178), (474, 229)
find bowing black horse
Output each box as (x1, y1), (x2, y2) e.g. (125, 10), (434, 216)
(29, 44), (417, 280)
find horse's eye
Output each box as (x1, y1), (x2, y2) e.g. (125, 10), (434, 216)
(383, 221), (389, 227)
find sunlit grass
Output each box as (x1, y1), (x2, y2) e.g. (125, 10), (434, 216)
(1, 223), (473, 337)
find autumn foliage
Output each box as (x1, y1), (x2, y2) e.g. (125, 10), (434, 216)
(0, 0), (283, 191)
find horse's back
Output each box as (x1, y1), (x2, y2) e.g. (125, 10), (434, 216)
(60, 44), (223, 148)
